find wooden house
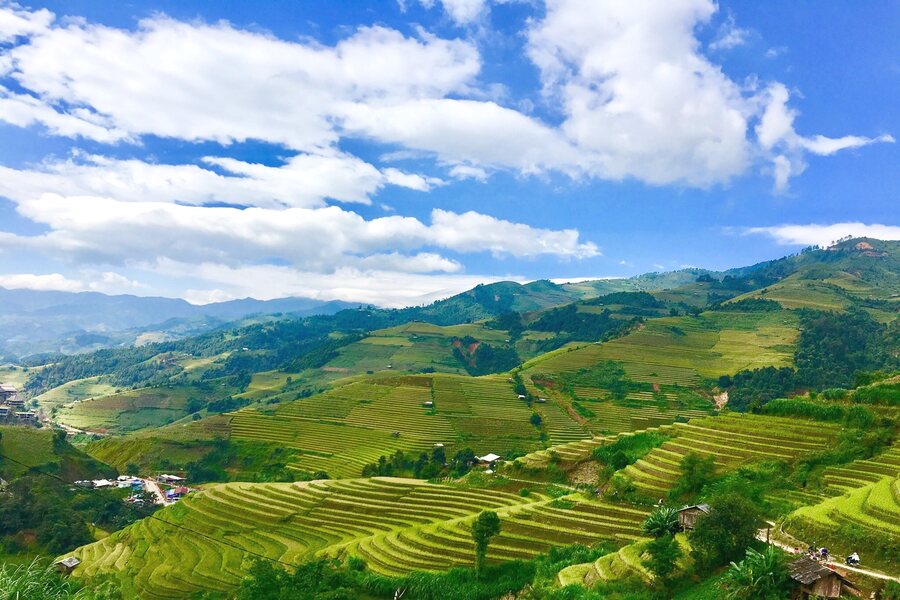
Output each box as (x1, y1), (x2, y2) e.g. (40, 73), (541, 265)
(677, 504), (710, 530)
(788, 556), (855, 599)
(54, 557), (81, 575)
(0, 384), (16, 401)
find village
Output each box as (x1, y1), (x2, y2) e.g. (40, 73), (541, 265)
(0, 382), (39, 425)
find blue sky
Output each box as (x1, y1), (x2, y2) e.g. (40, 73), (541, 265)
(0, 0), (896, 306)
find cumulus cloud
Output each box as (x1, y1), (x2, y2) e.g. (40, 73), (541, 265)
(756, 83), (894, 192)
(526, 0), (751, 186)
(0, 270), (145, 293)
(1, 194), (598, 270)
(0, 1), (885, 190)
(744, 223), (900, 246)
(0, 152), (450, 209)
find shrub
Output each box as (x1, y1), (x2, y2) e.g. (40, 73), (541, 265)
(642, 506), (680, 538)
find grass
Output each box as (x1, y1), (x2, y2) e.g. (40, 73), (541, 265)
(222, 373), (566, 477)
(34, 377), (119, 413)
(54, 382), (239, 434)
(526, 310), (798, 382)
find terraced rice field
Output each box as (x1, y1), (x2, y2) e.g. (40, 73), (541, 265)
(783, 475), (899, 572)
(228, 374), (552, 477)
(68, 477), (649, 598)
(557, 533), (692, 587)
(527, 311), (797, 382)
(619, 413), (840, 496)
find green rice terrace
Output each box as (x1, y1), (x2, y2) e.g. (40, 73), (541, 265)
(68, 477), (649, 598)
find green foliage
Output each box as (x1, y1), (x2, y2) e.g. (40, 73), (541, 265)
(530, 304), (634, 341)
(236, 558), (357, 600)
(723, 309), (899, 411)
(669, 453), (717, 500)
(569, 361), (636, 400)
(593, 432), (671, 471)
(642, 507), (680, 538)
(361, 447), (472, 479)
(722, 546), (790, 600)
(530, 412), (543, 428)
(471, 511), (501, 574)
(716, 298), (782, 312)
(0, 475), (157, 555)
(0, 559), (120, 600)
(643, 534), (683, 582)
(689, 493), (761, 572)
(452, 338), (521, 376)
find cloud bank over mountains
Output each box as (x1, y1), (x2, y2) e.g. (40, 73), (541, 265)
(0, 0), (892, 304)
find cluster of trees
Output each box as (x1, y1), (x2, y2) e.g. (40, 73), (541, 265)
(0, 475), (157, 556)
(529, 304), (635, 341)
(361, 447), (477, 479)
(451, 337), (521, 376)
(566, 360), (642, 401)
(720, 309), (899, 411)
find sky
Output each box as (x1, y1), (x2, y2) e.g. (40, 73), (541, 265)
(0, 0), (896, 307)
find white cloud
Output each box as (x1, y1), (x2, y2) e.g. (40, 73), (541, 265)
(163, 260), (517, 308)
(429, 209), (599, 258)
(0, 152), (388, 209)
(381, 168), (445, 191)
(0, 2), (52, 43)
(448, 164), (489, 181)
(2, 194), (598, 269)
(0, 270), (144, 294)
(756, 83), (894, 192)
(526, 0), (752, 186)
(0, 272), (84, 292)
(1, 13), (480, 148)
(0, 2), (889, 192)
(709, 15), (751, 51)
(434, 0), (488, 25)
(744, 223), (900, 246)
(338, 98), (582, 173)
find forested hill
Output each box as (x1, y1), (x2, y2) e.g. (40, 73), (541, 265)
(17, 238), (897, 403)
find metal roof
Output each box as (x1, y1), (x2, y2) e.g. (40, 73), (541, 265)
(55, 557), (81, 568)
(678, 504), (710, 513)
(789, 556), (846, 585)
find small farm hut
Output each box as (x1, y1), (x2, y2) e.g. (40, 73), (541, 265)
(788, 556), (856, 599)
(676, 504), (709, 530)
(54, 557), (80, 575)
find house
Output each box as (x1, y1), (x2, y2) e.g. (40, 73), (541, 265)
(54, 557), (81, 575)
(477, 453), (502, 467)
(423, 401), (434, 408)
(92, 479), (114, 488)
(788, 556), (856, 599)
(157, 474), (185, 484)
(677, 504), (710, 530)
(17, 411), (37, 422)
(7, 396), (24, 409)
(0, 405), (9, 418)
(517, 394), (526, 400)
(536, 397), (547, 403)
(0, 384), (16, 401)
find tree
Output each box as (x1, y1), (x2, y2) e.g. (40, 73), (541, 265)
(722, 546), (790, 600)
(644, 533), (683, 583)
(642, 506), (680, 538)
(689, 493), (761, 572)
(669, 453), (716, 499)
(471, 510), (501, 575)
(530, 413), (543, 428)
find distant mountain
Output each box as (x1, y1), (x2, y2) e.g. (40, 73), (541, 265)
(0, 289), (353, 358)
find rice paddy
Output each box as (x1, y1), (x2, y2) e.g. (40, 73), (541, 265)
(67, 477), (649, 598)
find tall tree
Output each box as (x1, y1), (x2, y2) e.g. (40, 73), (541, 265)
(471, 511), (501, 575)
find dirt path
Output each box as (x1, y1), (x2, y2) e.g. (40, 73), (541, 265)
(142, 478), (168, 506)
(757, 523), (899, 583)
